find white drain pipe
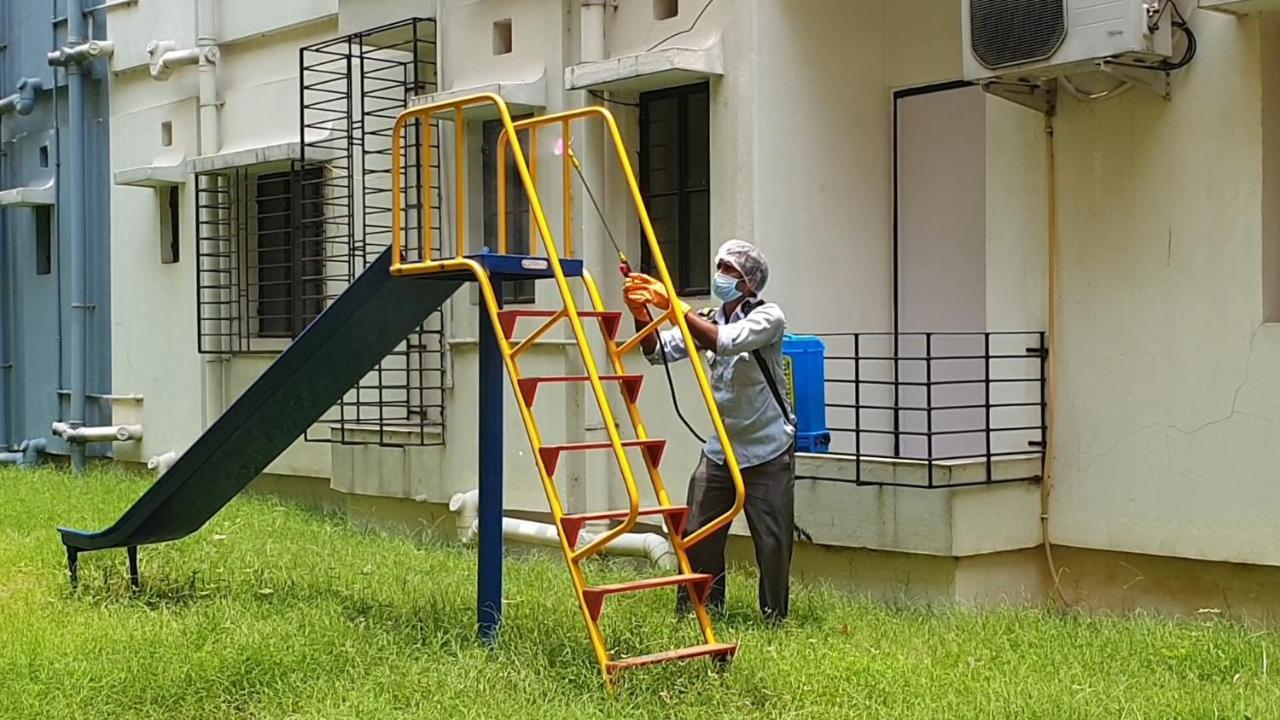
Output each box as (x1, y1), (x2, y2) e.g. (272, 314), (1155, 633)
(147, 450), (178, 475)
(52, 421), (142, 444)
(447, 490), (677, 570)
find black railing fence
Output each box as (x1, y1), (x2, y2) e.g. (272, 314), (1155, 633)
(806, 331), (1047, 488)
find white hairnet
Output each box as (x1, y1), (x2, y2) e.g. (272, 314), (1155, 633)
(715, 239), (769, 293)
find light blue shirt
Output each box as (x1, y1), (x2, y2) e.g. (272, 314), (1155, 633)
(646, 300), (796, 468)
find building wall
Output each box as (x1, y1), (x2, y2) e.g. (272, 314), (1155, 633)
(95, 0), (1280, 612)
(1, 0), (112, 455)
(105, 1), (339, 467)
(1050, 12), (1280, 568)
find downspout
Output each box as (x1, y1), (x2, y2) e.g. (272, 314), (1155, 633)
(147, 0), (222, 430)
(568, 0), (609, 516)
(0, 78), (45, 453)
(197, 0), (226, 431)
(46, 0), (118, 471)
(0, 111), (7, 451)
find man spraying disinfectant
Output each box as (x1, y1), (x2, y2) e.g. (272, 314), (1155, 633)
(624, 240), (796, 623)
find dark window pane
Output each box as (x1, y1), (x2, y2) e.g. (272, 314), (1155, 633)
(686, 189), (710, 294)
(639, 83), (710, 295)
(482, 117), (535, 303)
(35, 206), (52, 275)
(643, 95), (681, 195)
(685, 88), (710, 190)
(254, 167), (325, 339)
(646, 194), (680, 280)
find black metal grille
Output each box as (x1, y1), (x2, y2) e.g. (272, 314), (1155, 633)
(294, 17), (443, 447)
(970, 0), (1067, 69)
(195, 163), (335, 353)
(803, 332), (1047, 489)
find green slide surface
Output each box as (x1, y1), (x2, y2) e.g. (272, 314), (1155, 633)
(59, 249), (466, 552)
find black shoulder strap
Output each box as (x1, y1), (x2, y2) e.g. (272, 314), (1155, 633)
(741, 300), (790, 417)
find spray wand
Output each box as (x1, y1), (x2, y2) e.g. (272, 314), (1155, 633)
(555, 137), (706, 443)
(556, 138), (633, 278)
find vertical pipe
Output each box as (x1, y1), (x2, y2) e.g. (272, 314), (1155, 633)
(197, 0), (224, 429)
(477, 279), (505, 644)
(0, 0), (9, 447)
(66, 0), (88, 471)
(0, 113), (8, 450)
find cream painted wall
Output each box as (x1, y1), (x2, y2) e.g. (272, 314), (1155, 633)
(106, 9), (341, 467)
(1050, 12), (1280, 567)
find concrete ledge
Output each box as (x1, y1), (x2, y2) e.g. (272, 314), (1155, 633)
(788, 453), (1043, 557)
(564, 43), (723, 92)
(326, 422), (443, 447)
(0, 178), (55, 207)
(114, 153), (187, 188)
(189, 142), (339, 174)
(409, 74), (547, 120)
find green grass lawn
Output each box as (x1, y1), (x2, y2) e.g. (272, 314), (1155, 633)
(2, 465), (1279, 718)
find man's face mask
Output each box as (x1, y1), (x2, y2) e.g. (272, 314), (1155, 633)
(713, 272), (744, 303)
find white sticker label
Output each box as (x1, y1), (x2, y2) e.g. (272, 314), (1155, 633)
(521, 259), (549, 270)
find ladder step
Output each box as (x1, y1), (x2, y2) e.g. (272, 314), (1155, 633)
(607, 643), (738, 674)
(582, 573), (712, 622)
(517, 374), (644, 406)
(538, 439), (666, 475)
(560, 505), (689, 547)
(497, 309), (623, 341)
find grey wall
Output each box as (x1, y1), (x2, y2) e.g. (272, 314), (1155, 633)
(0, 0), (112, 452)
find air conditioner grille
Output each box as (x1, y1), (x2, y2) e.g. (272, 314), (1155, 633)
(970, 0), (1067, 70)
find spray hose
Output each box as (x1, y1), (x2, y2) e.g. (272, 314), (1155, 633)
(561, 141), (708, 444)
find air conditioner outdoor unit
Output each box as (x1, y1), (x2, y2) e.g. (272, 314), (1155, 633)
(962, 0), (1177, 109)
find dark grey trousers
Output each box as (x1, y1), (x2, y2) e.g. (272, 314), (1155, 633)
(677, 447), (795, 621)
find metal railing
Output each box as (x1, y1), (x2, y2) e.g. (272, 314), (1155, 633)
(811, 331), (1047, 488)
(292, 17), (446, 447)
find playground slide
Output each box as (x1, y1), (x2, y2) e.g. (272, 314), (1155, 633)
(59, 248), (466, 554)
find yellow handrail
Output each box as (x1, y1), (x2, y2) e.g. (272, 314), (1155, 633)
(389, 94), (647, 675)
(386, 94), (650, 561)
(500, 106), (748, 548)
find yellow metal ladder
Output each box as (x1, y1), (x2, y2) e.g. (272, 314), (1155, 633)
(390, 96), (748, 682)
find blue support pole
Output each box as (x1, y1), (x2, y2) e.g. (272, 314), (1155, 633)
(477, 279), (504, 645)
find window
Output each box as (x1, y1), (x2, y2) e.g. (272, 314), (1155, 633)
(482, 117), (535, 303)
(194, 164), (330, 352)
(254, 169), (325, 338)
(640, 83), (710, 295)
(159, 186), (180, 264)
(35, 206), (52, 275)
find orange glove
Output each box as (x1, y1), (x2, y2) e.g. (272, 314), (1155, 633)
(623, 275), (655, 318)
(626, 273), (690, 316)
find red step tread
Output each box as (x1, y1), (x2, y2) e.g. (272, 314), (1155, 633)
(498, 309), (623, 341)
(538, 439), (666, 475)
(517, 374), (643, 406)
(582, 573), (712, 622)
(607, 643), (738, 673)
(559, 505), (689, 547)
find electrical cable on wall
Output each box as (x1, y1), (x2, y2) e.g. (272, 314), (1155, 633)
(647, 0), (718, 52)
(1111, 0), (1197, 72)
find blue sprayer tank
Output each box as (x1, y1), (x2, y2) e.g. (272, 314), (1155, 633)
(781, 334), (831, 453)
